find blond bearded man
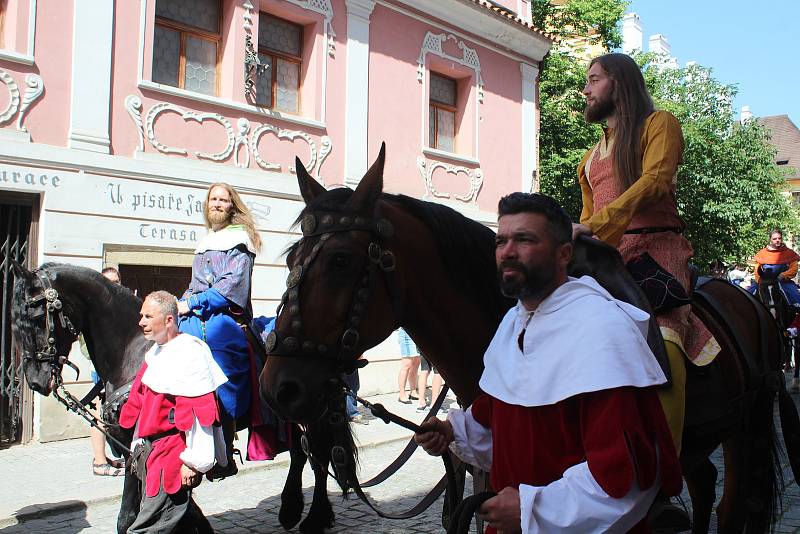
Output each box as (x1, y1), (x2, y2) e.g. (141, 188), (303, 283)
(177, 183), (262, 479)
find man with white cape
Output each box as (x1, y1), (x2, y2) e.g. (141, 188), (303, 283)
(121, 291), (228, 533)
(415, 193), (682, 533)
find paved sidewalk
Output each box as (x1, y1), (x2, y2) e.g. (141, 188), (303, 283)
(0, 390), (457, 528)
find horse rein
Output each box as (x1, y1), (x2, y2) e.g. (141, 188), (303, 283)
(22, 269), (132, 454)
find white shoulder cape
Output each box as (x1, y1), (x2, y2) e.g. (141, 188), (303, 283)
(142, 333), (228, 397)
(479, 276), (666, 407)
(195, 225), (255, 255)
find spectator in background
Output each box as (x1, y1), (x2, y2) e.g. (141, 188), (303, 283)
(416, 356), (444, 413)
(88, 266), (125, 476)
(396, 328), (419, 405)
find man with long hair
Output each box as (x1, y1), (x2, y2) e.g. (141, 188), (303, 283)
(177, 182), (263, 480)
(573, 53), (719, 528)
(573, 53), (721, 448)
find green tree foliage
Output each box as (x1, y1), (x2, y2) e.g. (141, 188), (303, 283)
(534, 0), (626, 218)
(638, 54), (798, 266)
(533, 1), (797, 268)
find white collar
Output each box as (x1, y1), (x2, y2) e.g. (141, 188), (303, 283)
(141, 334), (228, 396)
(479, 276), (666, 407)
(195, 225), (255, 254)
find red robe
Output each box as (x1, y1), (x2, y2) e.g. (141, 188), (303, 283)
(471, 386), (682, 534)
(120, 363), (220, 497)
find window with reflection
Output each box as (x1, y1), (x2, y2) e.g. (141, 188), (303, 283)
(256, 13), (302, 113)
(152, 0), (220, 96)
(429, 73), (457, 152)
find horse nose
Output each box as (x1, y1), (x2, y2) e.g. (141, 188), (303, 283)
(275, 380), (304, 411)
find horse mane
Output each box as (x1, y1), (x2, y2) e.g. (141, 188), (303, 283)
(38, 263), (143, 336)
(387, 194), (513, 324)
(291, 189), (513, 325)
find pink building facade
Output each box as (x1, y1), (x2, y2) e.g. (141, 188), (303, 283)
(0, 0), (550, 442)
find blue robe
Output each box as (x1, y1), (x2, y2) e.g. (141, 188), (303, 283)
(179, 244), (254, 419)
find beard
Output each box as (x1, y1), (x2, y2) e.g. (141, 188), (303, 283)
(497, 259), (558, 301)
(584, 95), (615, 123)
(208, 209), (232, 227)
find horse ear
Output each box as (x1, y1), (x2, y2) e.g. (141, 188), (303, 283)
(295, 157), (326, 206)
(10, 258), (31, 280)
(346, 142), (385, 213)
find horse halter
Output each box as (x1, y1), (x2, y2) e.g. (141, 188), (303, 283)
(23, 270), (80, 381)
(265, 208), (400, 374)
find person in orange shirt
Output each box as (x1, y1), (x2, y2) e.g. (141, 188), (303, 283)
(750, 229), (800, 306)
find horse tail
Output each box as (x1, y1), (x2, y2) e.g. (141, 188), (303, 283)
(742, 383), (783, 533)
(778, 386), (800, 479)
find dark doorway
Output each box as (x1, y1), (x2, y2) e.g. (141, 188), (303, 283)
(1, 196), (36, 445)
(118, 265), (192, 300)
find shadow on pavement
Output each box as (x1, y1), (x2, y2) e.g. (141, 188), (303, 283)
(0, 501), (89, 533)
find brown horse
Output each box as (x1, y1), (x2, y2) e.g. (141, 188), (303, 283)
(261, 145), (800, 533)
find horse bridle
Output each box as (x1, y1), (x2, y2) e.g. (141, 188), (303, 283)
(264, 208), (402, 374)
(22, 269), (133, 454)
(23, 270), (80, 382)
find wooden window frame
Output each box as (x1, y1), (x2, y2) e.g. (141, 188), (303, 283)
(154, 3), (222, 96)
(257, 14), (303, 112)
(429, 73), (458, 151)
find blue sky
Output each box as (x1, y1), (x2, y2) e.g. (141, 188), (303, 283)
(625, 1), (799, 126)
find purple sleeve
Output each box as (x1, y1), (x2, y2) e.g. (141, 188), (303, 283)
(188, 246), (253, 311)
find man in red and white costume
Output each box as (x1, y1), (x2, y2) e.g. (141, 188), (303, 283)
(121, 290), (228, 533)
(415, 193), (682, 533)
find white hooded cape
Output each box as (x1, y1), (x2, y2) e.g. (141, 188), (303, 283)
(141, 333), (228, 396)
(479, 275), (666, 407)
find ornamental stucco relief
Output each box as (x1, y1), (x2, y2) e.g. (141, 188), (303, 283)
(417, 156), (483, 204)
(0, 68), (44, 135)
(144, 103), (235, 162)
(417, 32), (484, 103)
(126, 95), (333, 183)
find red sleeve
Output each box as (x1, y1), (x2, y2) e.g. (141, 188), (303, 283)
(119, 364), (147, 429)
(579, 386), (682, 498)
(470, 393), (493, 429)
(173, 392), (220, 431)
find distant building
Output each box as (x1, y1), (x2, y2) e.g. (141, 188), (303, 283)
(756, 114), (800, 202)
(621, 12), (679, 68)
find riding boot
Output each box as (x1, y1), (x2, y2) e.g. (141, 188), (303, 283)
(206, 414), (238, 482)
(650, 341), (690, 530)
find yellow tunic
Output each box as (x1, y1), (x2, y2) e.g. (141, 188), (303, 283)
(578, 111), (684, 247)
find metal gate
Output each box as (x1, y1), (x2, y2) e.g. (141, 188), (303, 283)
(0, 202), (33, 444)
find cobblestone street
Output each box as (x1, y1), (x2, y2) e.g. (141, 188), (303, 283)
(4, 389), (800, 533)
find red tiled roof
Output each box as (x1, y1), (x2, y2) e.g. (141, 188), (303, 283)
(462, 0), (555, 42)
(759, 115), (800, 180)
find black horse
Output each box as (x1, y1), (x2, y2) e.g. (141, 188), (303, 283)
(10, 261), (357, 534)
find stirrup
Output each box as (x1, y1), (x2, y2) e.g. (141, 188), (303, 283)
(648, 499), (691, 532)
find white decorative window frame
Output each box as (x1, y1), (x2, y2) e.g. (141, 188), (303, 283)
(0, 0), (37, 65)
(0, 68), (45, 142)
(418, 31), (483, 162)
(125, 95), (333, 181)
(416, 155), (483, 205)
(136, 0), (331, 130)
(283, 0), (336, 57)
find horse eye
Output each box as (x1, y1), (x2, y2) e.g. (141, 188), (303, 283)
(330, 253), (352, 270)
